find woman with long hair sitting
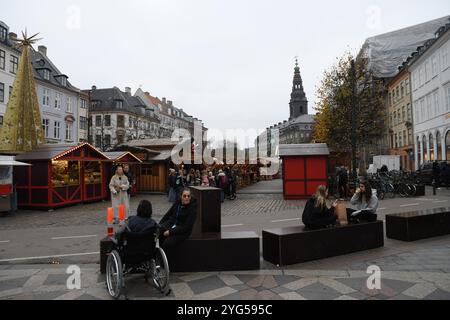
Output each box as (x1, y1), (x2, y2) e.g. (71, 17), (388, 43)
(302, 185), (338, 230)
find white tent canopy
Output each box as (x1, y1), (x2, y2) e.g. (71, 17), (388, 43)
(0, 156), (31, 166)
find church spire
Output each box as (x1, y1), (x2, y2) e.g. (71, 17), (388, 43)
(289, 57), (308, 120)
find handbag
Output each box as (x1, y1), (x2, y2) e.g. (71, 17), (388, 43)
(335, 200), (348, 225)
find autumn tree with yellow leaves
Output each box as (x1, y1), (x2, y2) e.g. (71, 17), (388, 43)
(313, 52), (386, 159)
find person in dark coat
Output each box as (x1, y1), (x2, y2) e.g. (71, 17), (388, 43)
(302, 185), (338, 230)
(159, 188), (197, 253)
(115, 200), (158, 240)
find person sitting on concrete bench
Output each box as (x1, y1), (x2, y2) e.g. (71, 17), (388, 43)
(159, 188), (197, 254)
(347, 181), (379, 223)
(302, 185), (338, 230)
(115, 200), (158, 239)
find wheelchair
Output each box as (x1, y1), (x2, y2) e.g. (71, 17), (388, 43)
(106, 227), (170, 300)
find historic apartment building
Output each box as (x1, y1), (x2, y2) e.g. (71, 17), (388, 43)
(405, 21), (450, 168)
(387, 69), (415, 171)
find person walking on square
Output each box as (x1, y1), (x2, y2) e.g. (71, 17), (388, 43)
(109, 165), (130, 222)
(302, 185), (338, 230)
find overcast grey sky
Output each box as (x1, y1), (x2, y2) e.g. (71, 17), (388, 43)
(2, 0), (450, 135)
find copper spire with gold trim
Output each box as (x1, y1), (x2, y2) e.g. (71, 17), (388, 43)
(0, 30), (45, 153)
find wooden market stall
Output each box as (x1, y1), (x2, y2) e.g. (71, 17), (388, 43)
(280, 144), (330, 200)
(14, 143), (109, 210)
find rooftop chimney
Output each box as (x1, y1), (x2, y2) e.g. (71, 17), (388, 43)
(125, 87), (131, 95)
(162, 97), (167, 104)
(91, 85), (97, 90)
(168, 100), (173, 107)
(38, 45), (47, 56)
(9, 32), (17, 41)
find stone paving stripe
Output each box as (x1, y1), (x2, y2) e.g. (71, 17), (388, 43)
(23, 275), (48, 289)
(279, 292), (307, 300)
(283, 278), (318, 291)
(400, 203), (420, 207)
(220, 270), (284, 276)
(318, 278), (356, 295)
(433, 200), (448, 203)
(271, 218), (301, 223)
(284, 270), (350, 278)
(51, 235), (97, 240)
(0, 252), (100, 263)
(54, 290), (86, 300)
(193, 287), (237, 300)
(0, 240), (10, 243)
(334, 295), (358, 300)
(402, 283), (437, 299)
(0, 288), (23, 298)
(0, 269), (40, 277)
(417, 272), (450, 282)
(218, 275), (243, 286)
(170, 282), (195, 299)
(222, 224), (244, 228)
(179, 272), (216, 282)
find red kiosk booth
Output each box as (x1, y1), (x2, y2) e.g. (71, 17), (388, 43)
(280, 144), (330, 200)
(14, 143), (109, 210)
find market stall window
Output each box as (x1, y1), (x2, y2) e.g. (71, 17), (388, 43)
(84, 161), (102, 184)
(51, 161), (80, 187)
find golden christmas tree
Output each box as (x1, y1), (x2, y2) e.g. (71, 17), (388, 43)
(0, 30), (45, 153)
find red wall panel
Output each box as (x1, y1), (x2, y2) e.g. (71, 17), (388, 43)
(284, 157), (304, 180)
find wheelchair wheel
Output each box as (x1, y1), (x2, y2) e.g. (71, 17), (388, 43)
(106, 250), (123, 299)
(153, 247), (170, 293)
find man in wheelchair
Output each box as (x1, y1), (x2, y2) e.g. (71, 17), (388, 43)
(106, 200), (170, 299)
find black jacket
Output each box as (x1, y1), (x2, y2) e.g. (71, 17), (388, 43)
(302, 197), (337, 230)
(115, 215), (158, 241)
(160, 200), (197, 237)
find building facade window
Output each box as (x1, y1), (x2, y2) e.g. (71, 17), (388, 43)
(10, 55), (18, 74)
(104, 115), (111, 127)
(79, 116), (87, 130)
(42, 119), (50, 137)
(66, 97), (72, 113)
(115, 100), (123, 108)
(54, 121), (61, 139)
(42, 88), (50, 106)
(9, 86), (12, 99)
(65, 122), (73, 141)
(0, 83), (4, 103)
(403, 131), (407, 147)
(80, 99), (87, 109)
(95, 135), (102, 148)
(423, 136), (428, 162)
(429, 133), (435, 161)
(0, 49), (5, 70)
(0, 115), (3, 126)
(55, 93), (62, 109)
(104, 135), (111, 148)
(117, 115), (125, 128)
(42, 69), (50, 81)
(417, 137), (422, 165)
(60, 77), (67, 87)
(436, 131), (442, 161)
(95, 115), (102, 127)
(446, 131), (450, 160)
(0, 27), (6, 42)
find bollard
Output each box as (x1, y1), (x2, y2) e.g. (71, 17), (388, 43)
(432, 179), (437, 196)
(118, 204), (125, 227)
(107, 207), (114, 237)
